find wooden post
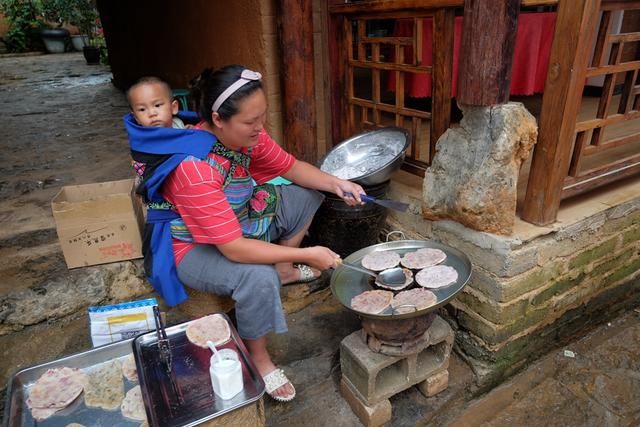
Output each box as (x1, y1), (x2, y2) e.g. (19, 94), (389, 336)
(431, 8), (455, 162)
(277, 0), (317, 163)
(457, 0), (520, 106)
(327, 11), (346, 148)
(521, 0), (601, 225)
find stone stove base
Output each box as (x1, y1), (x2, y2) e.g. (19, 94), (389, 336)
(340, 315), (454, 426)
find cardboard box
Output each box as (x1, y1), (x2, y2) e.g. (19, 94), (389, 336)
(52, 179), (145, 268)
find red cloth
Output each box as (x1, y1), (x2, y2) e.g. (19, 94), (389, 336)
(388, 12), (556, 97)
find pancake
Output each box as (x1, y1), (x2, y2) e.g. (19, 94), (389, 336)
(121, 353), (138, 382)
(84, 359), (124, 411)
(375, 268), (414, 290)
(27, 367), (88, 420)
(121, 385), (147, 422)
(350, 290), (394, 314)
(186, 313), (231, 348)
(400, 248), (446, 269)
(391, 288), (437, 314)
(360, 251), (401, 272)
(415, 265), (459, 289)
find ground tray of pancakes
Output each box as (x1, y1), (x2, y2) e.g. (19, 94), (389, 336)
(24, 353), (146, 425)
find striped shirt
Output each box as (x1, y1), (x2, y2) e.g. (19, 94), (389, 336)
(162, 129), (295, 264)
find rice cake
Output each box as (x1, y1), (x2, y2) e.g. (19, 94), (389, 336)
(84, 359), (124, 411)
(26, 367), (88, 420)
(375, 268), (413, 290)
(121, 353), (138, 382)
(360, 251), (400, 271)
(400, 248), (446, 269)
(350, 290), (394, 314)
(186, 313), (231, 348)
(391, 288), (437, 314)
(415, 265), (459, 289)
(121, 385), (147, 422)
(30, 407), (59, 421)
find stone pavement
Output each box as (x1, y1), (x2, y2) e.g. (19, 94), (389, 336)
(1, 52), (639, 427)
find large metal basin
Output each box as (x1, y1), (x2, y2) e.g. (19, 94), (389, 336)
(330, 240), (472, 320)
(319, 127), (409, 186)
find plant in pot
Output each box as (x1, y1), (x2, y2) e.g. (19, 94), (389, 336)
(39, 0), (75, 53)
(69, 0), (98, 55)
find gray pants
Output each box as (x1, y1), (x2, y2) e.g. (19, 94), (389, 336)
(176, 185), (324, 339)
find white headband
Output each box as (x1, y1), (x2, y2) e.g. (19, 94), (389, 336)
(211, 69), (262, 113)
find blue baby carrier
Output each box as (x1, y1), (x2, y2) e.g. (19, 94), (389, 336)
(125, 112), (215, 306)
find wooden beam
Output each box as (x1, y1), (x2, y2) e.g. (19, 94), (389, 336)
(329, 0), (558, 14)
(277, 0), (317, 163)
(521, 0), (602, 225)
(457, 0), (520, 106)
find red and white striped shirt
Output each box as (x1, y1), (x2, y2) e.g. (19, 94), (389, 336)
(162, 129), (295, 264)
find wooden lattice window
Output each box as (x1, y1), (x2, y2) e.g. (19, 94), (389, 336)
(565, 5), (640, 197)
(342, 11), (456, 176)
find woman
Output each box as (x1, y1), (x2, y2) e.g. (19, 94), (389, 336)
(136, 65), (365, 402)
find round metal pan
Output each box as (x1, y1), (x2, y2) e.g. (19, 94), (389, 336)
(330, 240), (472, 320)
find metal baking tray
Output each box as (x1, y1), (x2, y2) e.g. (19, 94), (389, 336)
(330, 239), (472, 320)
(3, 338), (140, 427)
(132, 312), (265, 427)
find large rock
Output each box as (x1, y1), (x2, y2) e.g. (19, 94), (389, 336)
(422, 102), (537, 235)
(0, 260), (149, 336)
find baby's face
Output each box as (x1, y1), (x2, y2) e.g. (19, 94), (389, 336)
(129, 82), (178, 127)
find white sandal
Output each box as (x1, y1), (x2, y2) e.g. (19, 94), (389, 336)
(294, 264), (318, 283)
(263, 368), (296, 402)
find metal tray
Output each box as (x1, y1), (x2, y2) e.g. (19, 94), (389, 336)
(330, 239), (472, 320)
(132, 313), (265, 427)
(3, 338), (140, 427)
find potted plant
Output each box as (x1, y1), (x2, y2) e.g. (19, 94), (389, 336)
(39, 0), (75, 53)
(69, 0), (97, 54)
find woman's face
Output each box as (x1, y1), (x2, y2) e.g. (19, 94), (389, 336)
(213, 89), (267, 151)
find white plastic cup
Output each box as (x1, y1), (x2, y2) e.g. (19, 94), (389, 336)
(209, 348), (244, 399)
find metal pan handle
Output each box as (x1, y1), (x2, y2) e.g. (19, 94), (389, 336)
(386, 230), (406, 242)
(390, 303), (418, 315)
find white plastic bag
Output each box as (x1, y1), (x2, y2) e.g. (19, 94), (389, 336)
(88, 298), (157, 347)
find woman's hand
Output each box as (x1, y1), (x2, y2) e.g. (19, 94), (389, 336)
(333, 179), (366, 206)
(282, 161), (366, 206)
(302, 246), (341, 271)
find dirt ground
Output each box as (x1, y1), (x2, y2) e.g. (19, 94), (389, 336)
(0, 53), (132, 295)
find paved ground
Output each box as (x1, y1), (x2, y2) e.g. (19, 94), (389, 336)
(1, 52), (639, 427)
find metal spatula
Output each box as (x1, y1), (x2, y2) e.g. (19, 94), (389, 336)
(345, 192), (410, 212)
(337, 259), (407, 288)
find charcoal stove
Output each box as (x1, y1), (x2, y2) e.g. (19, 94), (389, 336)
(330, 239), (471, 426)
(361, 312), (436, 356)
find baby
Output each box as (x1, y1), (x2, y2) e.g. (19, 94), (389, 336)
(126, 76), (188, 184)
(127, 76), (185, 129)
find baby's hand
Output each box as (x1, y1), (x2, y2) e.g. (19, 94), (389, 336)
(185, 124), (195, 129)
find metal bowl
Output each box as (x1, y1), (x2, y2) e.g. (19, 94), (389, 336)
(319, 127), (410, 186)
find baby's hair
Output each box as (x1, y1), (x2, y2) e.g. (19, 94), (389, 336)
(126, 76), (173, 107)
(189, 65), (262, 123)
